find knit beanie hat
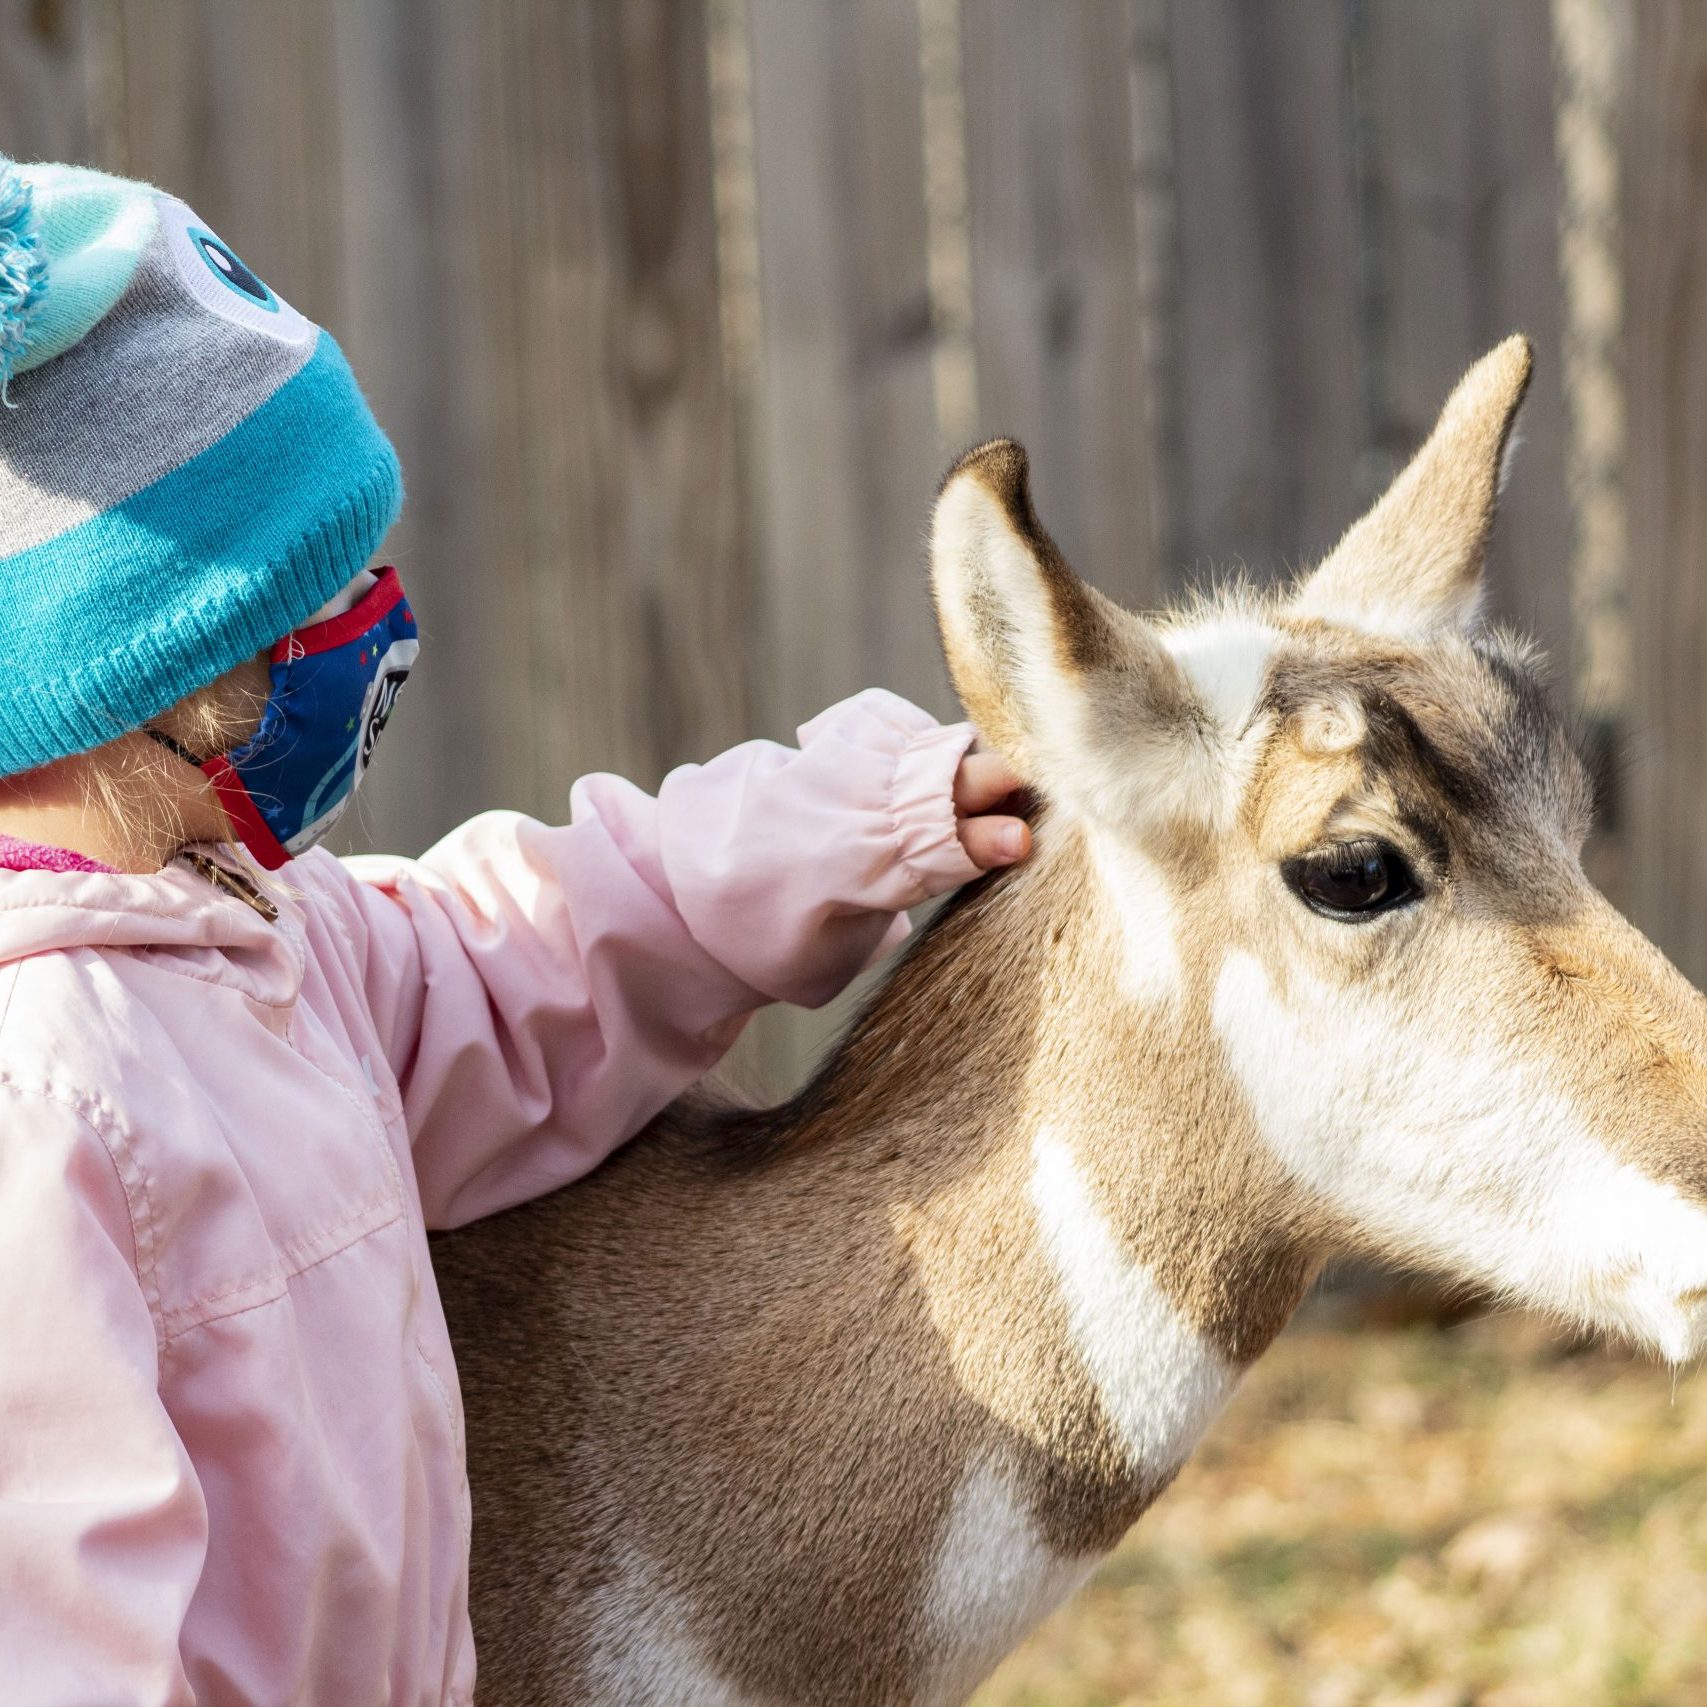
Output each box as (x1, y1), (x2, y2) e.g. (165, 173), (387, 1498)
(0, 159), (403, 777)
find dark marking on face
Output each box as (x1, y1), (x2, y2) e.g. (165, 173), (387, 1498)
(1269, 635), (1587, 836)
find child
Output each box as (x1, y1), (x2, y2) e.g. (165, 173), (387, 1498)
(0, 160), (1029, 1705)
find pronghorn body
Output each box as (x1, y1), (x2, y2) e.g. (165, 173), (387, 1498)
(434, 339), (1707, 1704)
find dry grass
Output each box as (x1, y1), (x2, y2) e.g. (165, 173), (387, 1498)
(972, 1314), (1707, 1707)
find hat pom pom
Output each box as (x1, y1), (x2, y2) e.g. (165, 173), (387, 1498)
(0, 160), (47, 397)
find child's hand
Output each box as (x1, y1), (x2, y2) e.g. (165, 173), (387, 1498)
(954, 750), (1032, 870)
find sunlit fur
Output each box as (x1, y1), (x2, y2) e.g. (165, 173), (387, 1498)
(434, 337), (1707, 1705)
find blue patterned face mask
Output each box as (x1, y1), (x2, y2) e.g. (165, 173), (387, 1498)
(149, 567), (418, 869)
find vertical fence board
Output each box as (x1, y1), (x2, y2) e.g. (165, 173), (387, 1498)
(1165, 0), (1362, 587)
(322, 0), (499, 856)
(1625, 2), (1707, 976)
(960, 0), (1161, 605)
(1485, 1), (1573, 664)
(1360, 0), (1571, 660)
(0, 0), (112, 164)
(747, 0), (945, 730)
(116, 0), (343, 329)
(743, 0), (942, 1090)
(473, 0), (746, 829)
(1128, 0), (1183, 577)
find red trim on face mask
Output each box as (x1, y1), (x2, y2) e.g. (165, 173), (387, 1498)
(272, 565), (411, 663)
(201, 755), (293, 870)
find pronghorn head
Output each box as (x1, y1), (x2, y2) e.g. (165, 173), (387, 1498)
(931, 336), (1707, 1364)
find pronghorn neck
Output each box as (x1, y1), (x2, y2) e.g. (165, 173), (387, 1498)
(438, 814), (1320, 1707)
(622, 814), (1318, 1701)
(710, 810), (1314, 1533)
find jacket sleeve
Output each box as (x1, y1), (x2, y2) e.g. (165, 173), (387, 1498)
(0, 1084), (205, 1707)
(337, 689), (981, 1228)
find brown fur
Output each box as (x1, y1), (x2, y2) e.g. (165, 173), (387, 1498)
(435, 825), (1318, 1705)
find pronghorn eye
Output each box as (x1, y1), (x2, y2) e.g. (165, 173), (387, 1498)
(1284, 839), (1419, 920)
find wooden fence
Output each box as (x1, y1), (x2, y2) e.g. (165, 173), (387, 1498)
(1, 0), (1700, 1088)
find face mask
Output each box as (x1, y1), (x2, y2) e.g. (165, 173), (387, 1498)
(150, 566), (418, 870)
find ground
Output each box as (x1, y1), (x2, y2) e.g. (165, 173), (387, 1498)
(972, 1314), (1707, 1707)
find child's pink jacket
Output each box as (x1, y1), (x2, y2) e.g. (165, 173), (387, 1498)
(0, 689), (978, 1706)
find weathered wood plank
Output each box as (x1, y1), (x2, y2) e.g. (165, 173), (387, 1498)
(960, 0), (1161, 606)
(116, 0), (343, 329)
(746, 0), (946, 730)
(1359, 0), (1571, 662)
(1625, 1), (1707, 976)
(0, 0), (113, 166)
(321, 0), (500, 856)
(741, 0), (943, 1090)
(472, 0), (746, 824)
(1164, 0), (1362, 587)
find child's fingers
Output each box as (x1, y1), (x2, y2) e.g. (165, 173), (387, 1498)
(953, 750), (1024, 817)
(958, 814), (1031, 871)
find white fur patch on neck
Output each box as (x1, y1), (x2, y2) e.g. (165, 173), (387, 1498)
(584, 1547), (761, 1706)
(917, 1458), (1099, 1707)
(1028, 1129), (1239, 1470)
(1213, 950), (1707, 1362)
(1084, 826), (1182, 1005)
(1163, 615), (1277, 734)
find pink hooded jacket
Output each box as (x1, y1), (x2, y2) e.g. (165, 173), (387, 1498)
(0, 689), (979, 1707)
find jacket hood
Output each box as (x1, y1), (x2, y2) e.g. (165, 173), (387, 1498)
(0, 851), (302, 1007)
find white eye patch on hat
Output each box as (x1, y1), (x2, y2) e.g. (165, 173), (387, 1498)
(157, 195), (313, 347)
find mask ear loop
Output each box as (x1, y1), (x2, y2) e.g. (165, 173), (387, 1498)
(139, 725), (282, 920)
(144, 726), (208, 768)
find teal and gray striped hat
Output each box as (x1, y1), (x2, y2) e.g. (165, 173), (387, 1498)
(0, 159), (402, 777)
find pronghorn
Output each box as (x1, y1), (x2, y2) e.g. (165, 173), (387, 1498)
(433, 336), (1707, 1706)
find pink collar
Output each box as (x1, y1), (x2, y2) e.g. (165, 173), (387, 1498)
(0, 833), (118, 875)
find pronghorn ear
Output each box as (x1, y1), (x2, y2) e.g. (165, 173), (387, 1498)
(1292, 334), (1533, 638)
(930, 439), (1214, 823)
